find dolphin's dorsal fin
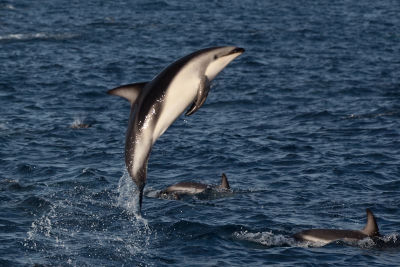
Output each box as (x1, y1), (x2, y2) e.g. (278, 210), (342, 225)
(107, 82), (148, 106)
(361, 209), (380, 236)
(219, 173), (230, 189)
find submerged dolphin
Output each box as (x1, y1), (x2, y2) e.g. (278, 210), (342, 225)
(107, 46), (244, 210)
(158, 173), (230, 199)
(293, 209), (380, 244)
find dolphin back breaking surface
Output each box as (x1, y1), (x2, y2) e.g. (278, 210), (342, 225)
(293, 209), (380, 244)
(107, 47), (244, 210)
(159, 173), (230, 196)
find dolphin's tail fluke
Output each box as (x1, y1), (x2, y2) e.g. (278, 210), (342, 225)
(130, 166), (147, 212)
(138, 184), (144, 212)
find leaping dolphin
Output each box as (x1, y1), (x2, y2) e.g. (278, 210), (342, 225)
(107, 46), (244, 211)
(158, 173), (230, 199)
(293, 209), (380, 244)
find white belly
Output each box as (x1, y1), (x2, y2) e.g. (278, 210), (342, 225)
(152, 69), (200, 141)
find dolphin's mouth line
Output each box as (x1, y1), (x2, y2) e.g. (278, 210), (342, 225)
(226, 47), (245, 56)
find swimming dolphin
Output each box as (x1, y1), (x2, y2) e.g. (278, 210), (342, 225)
(107, 47), (244, 210)
(293, 209), (380, 244)
(158, 173), (230, 199)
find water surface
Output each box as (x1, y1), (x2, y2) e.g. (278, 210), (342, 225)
(1, 0), (400, 266)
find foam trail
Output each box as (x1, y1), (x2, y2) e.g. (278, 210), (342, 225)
(234, 230), (296, 247)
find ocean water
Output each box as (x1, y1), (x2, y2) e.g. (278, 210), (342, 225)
(1, 0), (400, 266)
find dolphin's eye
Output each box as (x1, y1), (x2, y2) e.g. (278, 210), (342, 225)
(213, 54), (218, 60)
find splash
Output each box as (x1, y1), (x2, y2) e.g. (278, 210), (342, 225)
(381, 232), (398, 243)
(115, 171), (153, 255)
(357, 232), (400, 249)
(116, 171), (141, 215)
(23, 174), (154, 265)
(233, 230), (296, 247)
(69, 117), (91, 129)
(24, 204), (68, 255)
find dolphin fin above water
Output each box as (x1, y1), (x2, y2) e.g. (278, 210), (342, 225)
(158, 173), (231, 198)
(361, 209), (380, 236)
(293, 209), (380, 244)
(107, 47), (244, 211)
(219, 173), (230, 190)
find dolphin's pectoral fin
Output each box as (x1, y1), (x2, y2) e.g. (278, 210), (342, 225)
(107, 82), (148, 106)
(185, 102), (197, 116)
(185, 77), (211, 116)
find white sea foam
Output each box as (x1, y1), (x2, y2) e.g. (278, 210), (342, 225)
(70, 117), (83, 127)
(382, 232), (398, 243)
(356, 237), (376, 248)
(69, 117), (92, 129)
(233, 230), (297, 247)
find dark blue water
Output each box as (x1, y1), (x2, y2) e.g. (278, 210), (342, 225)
(1, 0), (400, 266)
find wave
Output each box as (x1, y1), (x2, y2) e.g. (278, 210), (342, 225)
(0, 4), (15, 10)
(0, 32), (79, 42)
(343, 109), (400, 120)
(23, 175), (155, 264)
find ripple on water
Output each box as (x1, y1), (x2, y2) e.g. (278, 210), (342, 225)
(1, 0), (400, 265)
(23, 177), (154, 265)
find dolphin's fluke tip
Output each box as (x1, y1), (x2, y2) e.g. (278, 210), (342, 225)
(138, 187), (144, 212)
